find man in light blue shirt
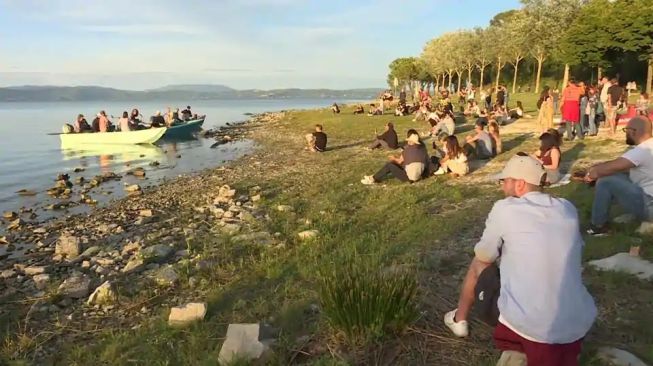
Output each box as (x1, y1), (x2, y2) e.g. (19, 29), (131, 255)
(444, 154), (596, 366)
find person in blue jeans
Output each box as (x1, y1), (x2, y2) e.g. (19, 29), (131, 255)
(585, 116), (653, 235)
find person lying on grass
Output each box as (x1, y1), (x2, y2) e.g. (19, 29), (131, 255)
(305, 124), (327, 152)
(445, 153), (596, 366)
(433, 135), (469, 176)
(361, 129), (429, 185)
(532, 130), (562, 184)
(585, 116), (653, 236)
(369, 122), (399, 150)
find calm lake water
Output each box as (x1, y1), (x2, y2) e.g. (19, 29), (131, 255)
(0, 99), (349, 222)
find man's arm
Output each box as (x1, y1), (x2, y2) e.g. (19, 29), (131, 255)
(587, 157), (635, 181)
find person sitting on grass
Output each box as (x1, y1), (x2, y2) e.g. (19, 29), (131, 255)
(476, 109), (489, 128)
(413, 104), (429, 122)
(361, 129), (429, 185)
(369, 122), (399, 150)
(532, 130), (562, 184)
(464, 120), (494, 159)
(353, 104), (365, 114)
(488, 121), (502, 156)
(331, 103), (341, 114)
(636, 92), (650, 116)
(464, 100), (481, 117)
(305, 124), (328, 152)
(433, 135), (469, 176)
(508, 101), (524, 120)
(394, 102), (409, 116)
(367, 104), (383, 116)
(430, 112), (455, 139)
(585, 116), (653, 236)
(492, 104), (509, 125)
(444, 154), (596, 366)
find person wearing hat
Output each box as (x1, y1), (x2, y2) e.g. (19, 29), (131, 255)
(361, 129), (429, 184)
(444, 154), (596, 366)
(181, 106), (193, 121)
(150, 110), (165, 128)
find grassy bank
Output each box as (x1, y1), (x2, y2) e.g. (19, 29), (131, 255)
(3, 93), (652, 365)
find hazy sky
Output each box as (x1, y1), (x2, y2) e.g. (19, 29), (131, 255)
(1, 0), (520, 90)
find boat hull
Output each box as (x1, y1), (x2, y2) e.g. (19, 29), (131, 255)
(163, 118), (205, 138)
(60, 127), (167, 146)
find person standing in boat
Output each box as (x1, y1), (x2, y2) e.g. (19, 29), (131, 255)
(181, 106), (192, 120)
(150, 111), (165, 128)
(118, 111), (131, 132)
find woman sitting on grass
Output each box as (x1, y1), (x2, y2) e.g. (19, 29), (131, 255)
(532, 129), (562, 184)
(509, 101), (524, 120)
(636, 92), (650, 115)
(464, 100), (481, 117)
(488, 120), (502, 155)
(361, 129), (429, 185)
(353, 104), (365, 114)
(433, 135), (469, 176)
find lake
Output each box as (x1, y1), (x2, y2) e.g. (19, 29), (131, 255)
(0, 99), (351, 223)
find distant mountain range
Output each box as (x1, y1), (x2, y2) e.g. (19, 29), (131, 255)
(0, 84), (382, 102)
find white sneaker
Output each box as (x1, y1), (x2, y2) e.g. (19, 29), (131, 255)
(433, 167), (446, 176)
(360, 176), (375, 185)
(444, 309), (468, 337)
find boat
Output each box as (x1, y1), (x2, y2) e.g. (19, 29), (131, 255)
(59, 127), (167, 146)
(60, 143), (166, 162)
(163, 118), (205, 139)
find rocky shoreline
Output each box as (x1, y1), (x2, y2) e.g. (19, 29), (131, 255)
(0, 112), (287, 362)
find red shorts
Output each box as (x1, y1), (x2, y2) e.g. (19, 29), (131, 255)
(494, 322), (583, 366)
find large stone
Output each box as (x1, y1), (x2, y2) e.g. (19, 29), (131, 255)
(33, 274), (51, 290)
(221, 223), (241, 235)
(58, 274), (91, 298)
(2, 211), (17, 219)
(140, 244), (174, 264)
(122, 257), (145, 274)
(297, 230), (318, 240)
(24, 265), (48, 276)
(55, 233), (82, 259)
(0, 269), (16, 279)
(125, 184), (141, 193)
(596, 347), (648, 366)
(214, 185), (236, 204)
(139, 209), (154, 217)
(168, 303), (207, 326)
(589, 253), (653, 281)
(80, 246), (101, 258)
(121, 241), (141, 256)
(87, 281), (117, 305)
(7, 219), (24, 230)
(152, 265), (179, 287)
(218, 323), (274, 364)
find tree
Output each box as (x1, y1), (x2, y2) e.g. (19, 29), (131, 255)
(487, 24), (509, 90)
(387, 57), (419, 90)
(458, 30), (478, 88)
(613, 0), (653, 93)
(503, 11), (530, 93)
(473, 28), (493, 89)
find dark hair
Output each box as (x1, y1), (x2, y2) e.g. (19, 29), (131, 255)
(546, 128), (562, 146)
(539, 132), (559, 155)
(642, 92), (649, 99)
(445, 135), (463, 158)
(517, 101), (523, 109)
(315, 124), (323, 130)
(406, 128), (425, 146)
(387, 122), (394, 129)
(122, 111), (128, 118)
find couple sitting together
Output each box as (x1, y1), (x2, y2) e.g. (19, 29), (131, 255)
(360, 129), (470, 185)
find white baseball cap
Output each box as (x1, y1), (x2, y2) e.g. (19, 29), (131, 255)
(494, 154), (546, 186)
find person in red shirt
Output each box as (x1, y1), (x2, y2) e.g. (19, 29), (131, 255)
(561, 79), (583, 141)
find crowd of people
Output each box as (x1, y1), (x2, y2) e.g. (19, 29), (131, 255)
(66, 106), (199, 133)
(305, 83), (653, 365)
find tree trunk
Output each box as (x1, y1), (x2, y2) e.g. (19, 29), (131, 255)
(647, 56), (653, 95)
(434, 76), (439, 92)
(495, 57), (502, 90)
(562, 64), (570, 90)
(479, 65), (485, 90)
(535, 57), (543, 94)
(467, 67), (472, 88)
(456, 71), (462, 93)
(441, 74), (446, 90)
(512, 59), (520, 94)
(598, 66), (602, 81)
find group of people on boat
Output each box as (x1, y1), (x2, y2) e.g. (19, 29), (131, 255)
(67, 106), (199, 133)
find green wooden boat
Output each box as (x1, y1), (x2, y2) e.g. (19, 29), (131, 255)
(163, 118), (205, 138)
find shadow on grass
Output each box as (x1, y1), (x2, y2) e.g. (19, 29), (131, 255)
(327, 140), (369, 151)
(501, 133), (534, 154)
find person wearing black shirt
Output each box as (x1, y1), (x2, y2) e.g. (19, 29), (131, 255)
(305, 124), (327, 152)
(496, 86), (506, 107)
(607, 79), (624, 134)
(369, 122), (399, 149)
(399, 89), (407, 104)
(150, 111), (166, 128)
(181, 106), (192, 120)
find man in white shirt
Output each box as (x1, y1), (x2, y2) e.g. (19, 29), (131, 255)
(586, 116), (653, 235)
(444, 154), (596, 366)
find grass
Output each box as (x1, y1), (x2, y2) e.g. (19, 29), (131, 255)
(2, 92), (652, 365)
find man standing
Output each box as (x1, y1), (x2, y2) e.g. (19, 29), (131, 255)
(586, 116), (653, 235)
(444, 154), (596, 366)
(607, 79), (624, 134)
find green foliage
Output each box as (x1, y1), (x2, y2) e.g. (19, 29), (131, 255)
(387, 57), (419, 88)
(317, 257), (418, 347)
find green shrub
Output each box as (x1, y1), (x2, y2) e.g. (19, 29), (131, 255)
(317, 259), (418, 346)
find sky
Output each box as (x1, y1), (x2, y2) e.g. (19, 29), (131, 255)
(0, 0), (521, 90)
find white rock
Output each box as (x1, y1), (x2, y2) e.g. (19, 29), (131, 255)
(24, 265), (47, 276)
(139, 209), (154, 217)
(33, 274), (51, 290)
(218, 323), (272, 364)
(596, 347), (648, 366)
(168, 302), (207, 326)
(636, 221), (653, 235)
(298, 230), (318, 240)
(87, 281), (117, 305)
(55, 233), (81, 259)
(0, 269), (16, 279)
(589, 253), (653, 281)
(251, 194), (261, 202)
(125, 184), (141, 193)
